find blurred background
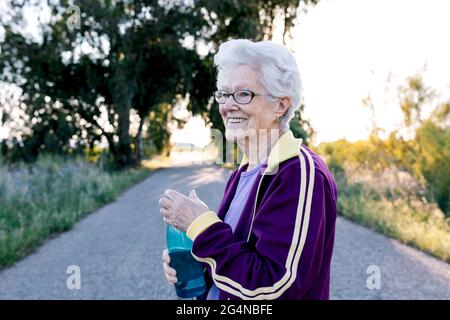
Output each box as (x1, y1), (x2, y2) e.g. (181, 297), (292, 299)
(0, 0), (448, 280)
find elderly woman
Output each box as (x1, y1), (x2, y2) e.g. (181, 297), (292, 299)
(160, 39), (338, 300)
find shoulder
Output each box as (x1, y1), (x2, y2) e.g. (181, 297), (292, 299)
(272, 145), (338, 198)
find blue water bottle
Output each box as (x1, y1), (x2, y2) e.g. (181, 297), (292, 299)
(166, 225), (206, 298)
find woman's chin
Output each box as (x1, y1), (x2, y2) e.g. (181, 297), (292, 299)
(225, 128), (248, 141)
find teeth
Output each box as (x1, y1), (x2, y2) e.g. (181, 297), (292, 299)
(228, 117), (247, 124)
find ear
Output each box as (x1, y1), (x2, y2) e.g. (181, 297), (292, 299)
(275, 96), (292, 118)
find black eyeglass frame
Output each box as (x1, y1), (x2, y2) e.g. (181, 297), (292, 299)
(213, 89), (274, 105)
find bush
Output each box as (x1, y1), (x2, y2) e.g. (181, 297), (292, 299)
(327, 163), (450, 262)
(0, 155), (152, 268)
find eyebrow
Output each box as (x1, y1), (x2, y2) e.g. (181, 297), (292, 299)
(218, 84), (252, 91)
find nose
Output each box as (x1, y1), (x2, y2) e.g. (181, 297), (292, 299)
(222, 96), (240, 113)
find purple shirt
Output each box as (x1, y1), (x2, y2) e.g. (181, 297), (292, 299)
(207, 161), (266, 300)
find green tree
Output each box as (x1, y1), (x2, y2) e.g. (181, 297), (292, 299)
(0, 0), (319, 168)
(371, 72), (449, 215)
(289, 103), (315, 146)
(415, 105), (450, 214)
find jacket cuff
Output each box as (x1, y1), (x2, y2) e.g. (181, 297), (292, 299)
(186, 211), (221, 241)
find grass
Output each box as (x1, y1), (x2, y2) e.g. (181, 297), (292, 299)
(218, 161), (450, 263)
(335, 171), (450, 263)
(0, 155), (153, 269)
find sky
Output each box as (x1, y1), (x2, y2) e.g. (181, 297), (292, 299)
(292, 0), (450, 144)
(173, 0), (450, 146)
(1, 0), (450, 145)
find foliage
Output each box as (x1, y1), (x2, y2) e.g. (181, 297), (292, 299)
(289, 104), (315, 146)
(0, 0), (319, 168)
(317, 73), (450, 216)
(0, 154), (152, 268)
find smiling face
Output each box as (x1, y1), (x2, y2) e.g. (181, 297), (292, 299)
(217, 65), (279, 143)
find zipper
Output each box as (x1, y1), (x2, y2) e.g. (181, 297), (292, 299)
(246, 172), (265, 242)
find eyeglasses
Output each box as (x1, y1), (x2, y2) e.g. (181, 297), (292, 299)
(213, 89), (272, 105)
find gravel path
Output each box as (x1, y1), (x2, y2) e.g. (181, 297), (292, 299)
(0, 164), (449, 299)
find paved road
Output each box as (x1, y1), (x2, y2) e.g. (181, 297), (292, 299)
(0, 164), (449, 299)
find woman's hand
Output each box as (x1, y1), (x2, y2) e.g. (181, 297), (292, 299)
(162, 249), (177, 286)
(159, 189), (209, 231)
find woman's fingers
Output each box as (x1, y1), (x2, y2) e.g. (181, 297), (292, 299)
(163, 262), (177, 276)
(162, 250), (175, 274)
(159, 197), (172, 208)
(160, 207), (168, 218)
(162, 249), (177, 285)
(162, 249), (170, 263)
(164, 189), (180, 200)
(166, 273), (178, 285)
(163, 262), (178, 285)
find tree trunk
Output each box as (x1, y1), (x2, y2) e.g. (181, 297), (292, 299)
(116, 106), (132, 168)
(109, 58), (136, 169)
(134, 113), (146, 162)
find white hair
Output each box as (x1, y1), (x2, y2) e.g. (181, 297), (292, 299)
(213, 39), (303, 129)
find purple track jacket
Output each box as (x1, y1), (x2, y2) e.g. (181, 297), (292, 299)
(186, 130), (338, 300)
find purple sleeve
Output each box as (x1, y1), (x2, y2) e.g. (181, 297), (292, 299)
(191, 158), (332, 300)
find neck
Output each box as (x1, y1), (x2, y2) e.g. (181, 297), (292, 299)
(238, 128), (287, 170)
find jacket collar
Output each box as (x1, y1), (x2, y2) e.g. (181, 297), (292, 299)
(239, 130), (303, 173)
